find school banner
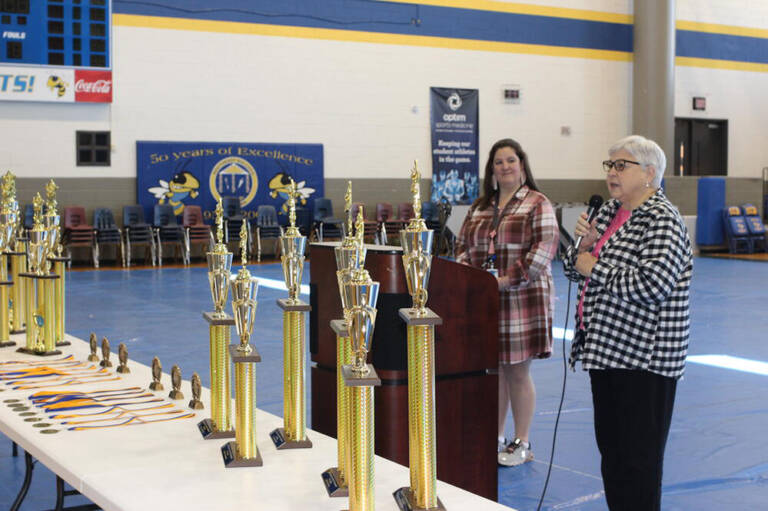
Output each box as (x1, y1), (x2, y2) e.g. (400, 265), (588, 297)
(136, 141), (323, 223)
(429, 87), (479, 206)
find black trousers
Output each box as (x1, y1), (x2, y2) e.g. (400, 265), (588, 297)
(589, 369), (677, 511)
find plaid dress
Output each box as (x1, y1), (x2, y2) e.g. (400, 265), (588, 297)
(456, 186), (559, 364)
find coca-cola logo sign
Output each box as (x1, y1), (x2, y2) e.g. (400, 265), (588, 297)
(75, 79), (112, 94)
(74, 70), (113, 102)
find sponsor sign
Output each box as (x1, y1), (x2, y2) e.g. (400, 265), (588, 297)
(0, 66), (112, 103)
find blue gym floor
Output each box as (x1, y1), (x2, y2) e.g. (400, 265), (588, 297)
(1, 257), (767, 510)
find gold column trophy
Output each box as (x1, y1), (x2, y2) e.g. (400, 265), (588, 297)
(198, 198), (236, 440)
(0, 172), (18, 347)
(221, 225), (263, 468)
(322, 181), (367, 497)
(44, 180), (70, 347)
(271, 178), (313, 450)
(17, 193), (60, 357)
(393, 162), (445, 511)
(6, 172), (26, 335)
(343, 266), (381, 511)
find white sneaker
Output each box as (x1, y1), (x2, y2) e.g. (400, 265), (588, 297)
(498, 438), (534, 467)
(497, 437), (507, 453)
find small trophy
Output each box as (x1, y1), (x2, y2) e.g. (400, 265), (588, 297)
(44, 180), (70, 347)
(87, 333), (99, 362)
(169, 365), (184, 400)
(271, 178), (312, 450)
(2, 172), (25, 336)
(342, 267), (381, 511)
(198, 198), (236, 440)
(100, 337), (113, 368)
(116, 343), (130, 374)
(149, 357), (164, 391)
(221, 227), (263, 468)
(189, 372), (204, 410)
(393, 161), (445, 511)
(0, 173), (18, 348)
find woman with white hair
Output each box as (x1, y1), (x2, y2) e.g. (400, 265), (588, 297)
(563, 135), (693, 511)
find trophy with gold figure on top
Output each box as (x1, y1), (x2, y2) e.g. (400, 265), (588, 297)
(6, 172), (27, 335)
(198, 198), (236, 440)
(0, 172), (18, 347)
(271, 178), (313, 450)
(221, 224), (263, 468)
(393, 161), (445, 511)
(44, 179), (70, 347)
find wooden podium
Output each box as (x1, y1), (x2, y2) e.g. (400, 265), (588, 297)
(309, 242), (500, 500)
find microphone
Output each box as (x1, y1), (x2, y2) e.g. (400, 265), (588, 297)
(573, 194), (604, 251)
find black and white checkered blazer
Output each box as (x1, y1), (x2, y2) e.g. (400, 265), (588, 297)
(564, 190), (693, 379)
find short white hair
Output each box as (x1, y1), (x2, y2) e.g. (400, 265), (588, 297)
(609, 135), (666, 188)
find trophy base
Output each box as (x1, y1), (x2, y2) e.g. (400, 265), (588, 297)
(148, 382), (165, 391)
(87, 355), (99, 362)
(10, 329), (26, 335)
(342, 364), (382, 387)
(169, 390), (184, 400)
(270, 427), (313, 450)
(221, 441), (263, 468)
(321, 467), (349, 497)
(393, 487), (446, 511)
(0, 341), (16, 348)
(116, 366), (131, 374)
(16, 347), (62, 357)
(197, 419), (235, 440)
(330, 319), (349, 338)
(99, 361), (113, 368)
(276, 298), (311, 312)
(55, 340), (71, 347)
(188, 399), (204, 410)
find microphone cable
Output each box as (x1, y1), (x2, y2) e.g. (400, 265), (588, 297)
(536, 277), (574, 511)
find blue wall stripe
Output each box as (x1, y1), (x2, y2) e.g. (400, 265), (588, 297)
(677, 30), (768, 65)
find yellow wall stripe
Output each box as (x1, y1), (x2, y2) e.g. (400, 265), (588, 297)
(113, 13), (632, 62)
(676, 20), (768, 39)
(383, 0), (632, 24)
(676, 56), (768, 73)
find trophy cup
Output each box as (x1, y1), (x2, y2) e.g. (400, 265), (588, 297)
(271, 178), (312, 450)
(198, 198), (236, 440)
(322, 181), (367, 497)
(0, 174), (18, 347)
(393, 161), (445, 511)
(221, 226), (263, 468)
(343, 267), (381, 511)
(5, 172), (26, 335)
(17, 193), (60, 356)
(44, 180), (70, 347)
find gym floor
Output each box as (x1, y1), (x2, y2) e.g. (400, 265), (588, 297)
(1, 256), (766, 510)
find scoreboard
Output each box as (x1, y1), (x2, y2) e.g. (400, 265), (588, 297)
(1, 0), (111, 68)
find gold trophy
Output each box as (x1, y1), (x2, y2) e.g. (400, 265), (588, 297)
(44, 180), (70, 347)
(271, 178), (312, 450)
(322, 181), (367, 497)
(221, 225), (263, 468)
(393, 161), (445, 511)
(198, 198), (236, 440)
(0, 173), (18, 347)
(17, 193), (60, 356)
(4, 172), (25, 336)
(343, 267), (381, 511)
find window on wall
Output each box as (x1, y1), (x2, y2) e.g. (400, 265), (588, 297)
(76, 131), (111, 166)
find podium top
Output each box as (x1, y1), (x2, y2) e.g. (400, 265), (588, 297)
(228, 344), (262, 363)
(276, 298), (311, 312)
(399, 307), (443, 326)
(202, 311), (235, 325)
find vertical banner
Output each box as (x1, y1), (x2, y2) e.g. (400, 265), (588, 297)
(429, 87), (479, 205)
(136, 142), (323, 223)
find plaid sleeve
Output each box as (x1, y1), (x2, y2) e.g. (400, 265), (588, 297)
(455, 207), (473, 266)
(590, 212), (688, 306)
(507, 198), (559, 288)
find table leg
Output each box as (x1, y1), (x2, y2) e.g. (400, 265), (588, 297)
(12, 441), (18, 457)
(10, 451), (34, 511)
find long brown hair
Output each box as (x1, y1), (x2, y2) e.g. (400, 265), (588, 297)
(474, 138), (540, 210)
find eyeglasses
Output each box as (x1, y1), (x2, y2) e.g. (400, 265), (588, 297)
(602, 159), (640, 172)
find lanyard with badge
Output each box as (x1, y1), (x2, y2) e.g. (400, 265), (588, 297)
(482, 193), (523, 277)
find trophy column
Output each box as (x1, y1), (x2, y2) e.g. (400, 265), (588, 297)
(0, 252), (13, 347)
(199, 312), (235, 439)
(49, 256), (70, 347)
(9, 249), (27, 334)
(18, 273), (61, 356)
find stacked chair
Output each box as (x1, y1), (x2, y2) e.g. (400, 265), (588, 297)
(722, 206), (751, 254)
(741, 203), (766, 252)
(313, 198), (344, 241)
(253, 205), (283, 262)
(153, 204), (189, 265)
(182, 205), (213, 261)
(122, 205), (156, 267)
(294, 206), (313, 238)
(350, 202), (379, 244)
(93, 207), (124, 268)
(62, 206), (97, 267)
(376, 202), (403, 245)
(222, 196), (248, 262)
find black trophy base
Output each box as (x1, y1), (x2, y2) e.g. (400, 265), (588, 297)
(270, 427), (313, 449)
(0, 341), (16, 348)
(10, 329), (25, 335)
(221, 441), (263, 468)
(16, 347), (62, 357)
(393, 487), (446, 511)
(321, 467), (349, 497)
(198, 418), (235, 440)
(56, 340), (71, 347)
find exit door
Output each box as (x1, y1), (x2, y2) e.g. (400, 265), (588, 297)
(674, 118), (728, 176)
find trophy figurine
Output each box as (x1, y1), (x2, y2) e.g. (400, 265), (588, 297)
(393, 161), (445, 511)
(100, 337), (113, 368)
(271, 178), (312, 450)
(44, 180), (70, 347)
(149, 357), (164, 391)
(189, 372), (204, 410)
(17, 193), (60, 356)
(342, 267), (381, 511)
(198, 198), (236, 440)
(0, 173), (18, 347)
(116, 342), (130, 374)
(221, 226), (263, 468)
(169, 365), (184, 400)
(87, 333), (99, 362)
(322, 182), (367, 497)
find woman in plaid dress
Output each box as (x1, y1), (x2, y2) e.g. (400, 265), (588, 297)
(455, 138), (559, 466)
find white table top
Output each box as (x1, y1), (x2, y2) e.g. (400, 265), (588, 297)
(0, 333), (514, 511)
